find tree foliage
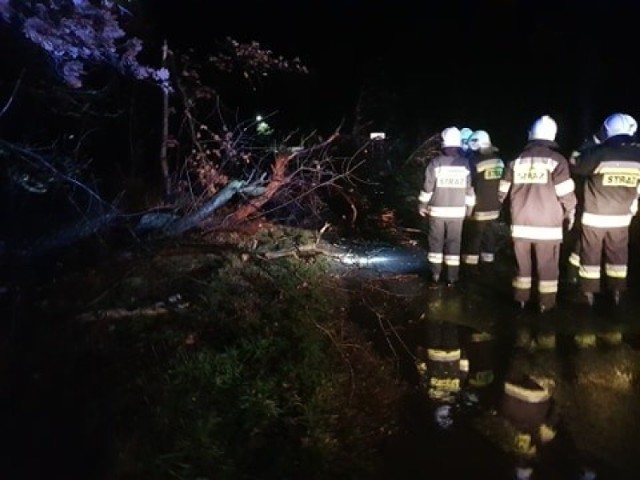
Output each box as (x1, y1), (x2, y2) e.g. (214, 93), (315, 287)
(0, 0), (168, 89)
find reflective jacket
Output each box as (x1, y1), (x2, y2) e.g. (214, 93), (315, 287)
(419, 147), (476, 219)
(571, 135), (640, 228)
(468, 147), (504, 221)
(499, 139), (576, 241)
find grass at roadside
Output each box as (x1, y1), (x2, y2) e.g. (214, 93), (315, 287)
(73, 241), (406, 480)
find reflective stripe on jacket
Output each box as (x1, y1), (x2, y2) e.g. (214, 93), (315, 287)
(571, 135), (640, 229)
(419, 147), (475, 219)
(469, 147), (504, 220)
(500, 139), (576, 241)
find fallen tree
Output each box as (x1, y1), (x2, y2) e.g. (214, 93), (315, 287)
(0, 4), (369, 258)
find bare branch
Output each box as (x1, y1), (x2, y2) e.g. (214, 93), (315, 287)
(0, 70), (24, 118)
(159, 40), (172, 201)
(0, 139), (115, 212)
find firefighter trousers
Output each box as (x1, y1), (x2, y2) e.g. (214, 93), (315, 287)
(566, 216), (583, 283)
(427, 217), (463, 283)
(462, 218), (497, 266)
(579, 225), (628, 294)
(567, 238), (581, 283)
(513, 240), (560, 309)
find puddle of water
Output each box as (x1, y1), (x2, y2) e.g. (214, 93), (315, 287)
(342, 262), (640, 479)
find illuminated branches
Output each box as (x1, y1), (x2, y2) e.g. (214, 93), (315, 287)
(165, 50), (364, 232)
(0, 0), (169, 89)
(210, 37), (308, 80)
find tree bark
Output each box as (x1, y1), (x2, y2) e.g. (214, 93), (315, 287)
(159, 40), (172, 202)
(30, 211), (120, 256)
(227, 152), (291, 223)
(163, 179), (248, 236)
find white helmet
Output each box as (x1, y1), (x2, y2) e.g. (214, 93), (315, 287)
(441, 127), (462, 148)
(624, 114), (638, 135)
(529, 115), (557, 141)
(468, 130), (492, 151)
(603, 113), (637, 139)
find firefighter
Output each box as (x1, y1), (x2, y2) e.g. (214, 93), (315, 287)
(461, 130), (504, 272)
(571, 112), (640, 306)
(498, 115), (577, 312)
(419, 127), (476, 286)
(567, 115), (638, 285)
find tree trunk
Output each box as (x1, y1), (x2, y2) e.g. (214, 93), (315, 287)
(159, 40), (172, 202)
(163, 180), (248, 236)
(30, 211), (120, 256)
(227, 152), (291, 224)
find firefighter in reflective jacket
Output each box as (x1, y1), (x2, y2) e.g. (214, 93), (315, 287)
(462, 130), (504, 270)
(419, 127), (476, 286)
(567, 114), (638, 285)
(571, 113), (640, 306)
(498, 116), (577, 312)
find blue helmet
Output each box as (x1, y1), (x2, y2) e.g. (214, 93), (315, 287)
(460, 127), (473, 151)
(468, 130), (492, 151)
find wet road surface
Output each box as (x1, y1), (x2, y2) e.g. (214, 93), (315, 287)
(334, 242), (640, 480)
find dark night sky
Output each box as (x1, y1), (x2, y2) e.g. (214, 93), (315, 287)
(138, 0), (640, 154)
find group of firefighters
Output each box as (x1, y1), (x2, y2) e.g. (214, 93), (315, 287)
(418, 112), (640, 313)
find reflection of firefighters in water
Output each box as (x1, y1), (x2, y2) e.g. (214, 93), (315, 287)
(416, 321), (502, 434)
(416, 323), (500, 427)
(464, 330), (495, 393)
(415, 320), (467, 429)
(466, 369), (559, 479)
(500, 373), (558, 471)
(465, 329), (560, 479)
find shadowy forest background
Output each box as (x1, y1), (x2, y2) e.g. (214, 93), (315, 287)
(0, 0), (429, 255)
(3, 0), (638, 250)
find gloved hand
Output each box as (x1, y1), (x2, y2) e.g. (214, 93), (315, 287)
(419, 204), (429, 217)
(565, 208), (576, 231)
(465, 205), (473, 218)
